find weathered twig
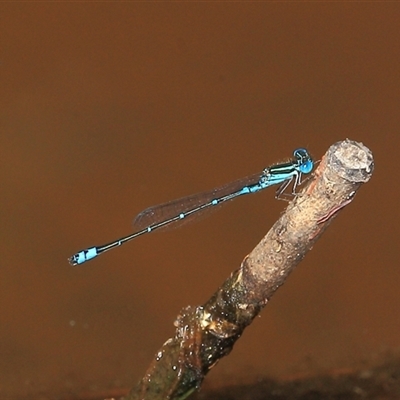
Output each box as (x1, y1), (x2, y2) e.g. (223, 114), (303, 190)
(120, 139), (374, 400)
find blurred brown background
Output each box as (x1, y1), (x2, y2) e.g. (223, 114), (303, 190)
(1, 3), (399, 399)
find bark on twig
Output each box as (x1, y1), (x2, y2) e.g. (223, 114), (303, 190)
(120, 139), (374, 400)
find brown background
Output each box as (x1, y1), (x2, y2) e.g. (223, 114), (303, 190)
(1, 4), (399, 398)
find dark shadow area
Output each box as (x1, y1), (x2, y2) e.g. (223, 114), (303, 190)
(195, 355), (400, 400)
(8, 353), (400, 400)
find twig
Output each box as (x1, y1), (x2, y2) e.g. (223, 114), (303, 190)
(119, 139), (374, 400)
